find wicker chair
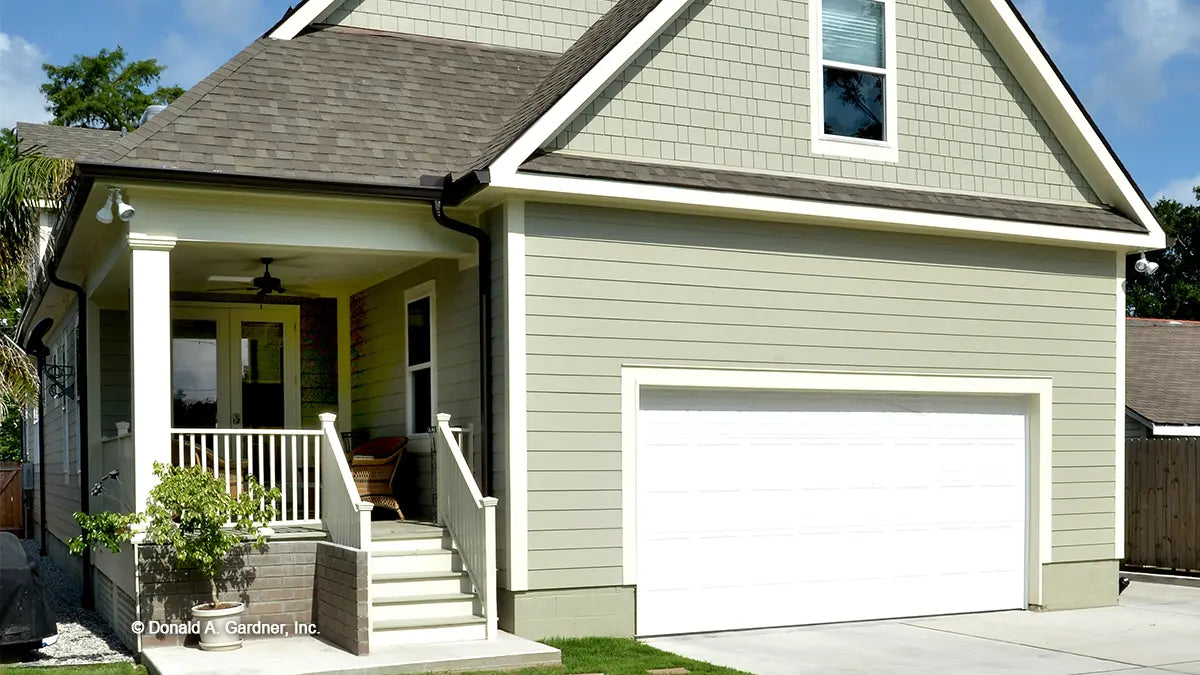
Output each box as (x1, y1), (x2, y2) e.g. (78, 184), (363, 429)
(346, 437), (408, 518)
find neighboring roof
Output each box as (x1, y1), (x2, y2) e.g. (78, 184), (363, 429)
(471, 0), (661, 168)
(95, 25), (556, 187)
(15, 123), (121, 162)
(522, 153), (1148, 233)
(1127, 318), (1200, 425)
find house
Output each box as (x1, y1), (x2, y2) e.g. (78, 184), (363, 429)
(1126, 318), (1200, 438)
(16, 0), (1164, 656)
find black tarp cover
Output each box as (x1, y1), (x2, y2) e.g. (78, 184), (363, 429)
(0, 532), (57, 647)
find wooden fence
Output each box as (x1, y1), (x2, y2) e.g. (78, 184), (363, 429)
(1126, 437), (1200, 572)
(0, 463), (22, 538)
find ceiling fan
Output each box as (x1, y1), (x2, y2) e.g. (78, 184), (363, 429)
(206, 258), (315, 299)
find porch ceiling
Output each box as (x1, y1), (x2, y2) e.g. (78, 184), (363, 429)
(92, 242), (429, 306)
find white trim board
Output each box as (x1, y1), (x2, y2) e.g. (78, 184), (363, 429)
(491, 171), (1160, 250)
(267, 0), (341, 40)
(619, 367), (1054, 608)
(503, 199), (529, 591)
(1114, 251), (1126, 560)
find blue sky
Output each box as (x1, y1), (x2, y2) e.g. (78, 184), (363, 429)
(2, 0), (1199, 204)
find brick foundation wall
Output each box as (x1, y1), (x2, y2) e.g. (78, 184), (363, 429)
(314, 542), (369, 654)
(138, 540), (317, 647)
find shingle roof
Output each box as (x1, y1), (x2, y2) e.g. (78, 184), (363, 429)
(1127, 318), (1200, 425)
(521, 152), (1148, 233)
(471, 0), (663, 167)
(15, 123), (121, 162)
(96, 25), (556, 186)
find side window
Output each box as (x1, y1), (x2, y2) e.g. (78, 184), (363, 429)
(405, 283), (436, 434)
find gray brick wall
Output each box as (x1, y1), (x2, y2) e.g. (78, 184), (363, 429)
(314, 543), (369, 655)
(138, 541), (317, 648)
(550, 0), (1097, 205)
(323, 0), (615, 53)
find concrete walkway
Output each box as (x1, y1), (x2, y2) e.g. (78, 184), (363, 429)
(645, 581), (1200, 675)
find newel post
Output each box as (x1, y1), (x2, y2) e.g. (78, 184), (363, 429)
(482, 495), (498, 639)
(435, 413), (452, 526)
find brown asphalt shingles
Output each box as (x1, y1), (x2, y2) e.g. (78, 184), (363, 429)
(1127, 318), (1200, 425)
(15, 123), (122, 162)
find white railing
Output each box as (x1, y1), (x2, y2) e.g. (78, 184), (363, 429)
(94, 433), (136, 514)
(170, 427), (324, 525)
(435, 413), (498, 639)
(450, 424), (480, 488)
(318, 413), (373, 548)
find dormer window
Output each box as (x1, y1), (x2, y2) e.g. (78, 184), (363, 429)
(811, 0), (898, 162)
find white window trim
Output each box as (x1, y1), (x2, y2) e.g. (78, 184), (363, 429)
(809, 0), (900, 163)
(620, 367), (1053, 608)
(404, 280), (438, 437)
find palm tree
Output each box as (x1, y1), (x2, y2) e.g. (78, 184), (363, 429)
(0, 129), (73, 407)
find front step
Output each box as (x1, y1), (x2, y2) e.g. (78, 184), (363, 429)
(369, 522), (486, 646)
(371, 615), (487, 646)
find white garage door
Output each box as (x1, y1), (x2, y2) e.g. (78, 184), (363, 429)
(635, 388), (1028, 636)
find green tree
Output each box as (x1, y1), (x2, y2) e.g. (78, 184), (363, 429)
(41, 47), (184, 130)
(1127, 188), (1200, 319)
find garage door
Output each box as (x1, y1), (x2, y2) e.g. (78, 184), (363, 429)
(635, 388), (1028, 636)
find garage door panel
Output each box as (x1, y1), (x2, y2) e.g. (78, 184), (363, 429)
(635, 389), (1028, 635)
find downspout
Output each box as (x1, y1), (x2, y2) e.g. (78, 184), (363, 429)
(431, 175), (493, 497)
(46, 259), (92, 610)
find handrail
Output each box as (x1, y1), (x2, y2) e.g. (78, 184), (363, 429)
(435, 413), (498, 639)
(171, 428), (323, 435)
(318, 413), (373, 548)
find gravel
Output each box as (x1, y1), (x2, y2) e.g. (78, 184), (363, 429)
(2, 539), (134, 667)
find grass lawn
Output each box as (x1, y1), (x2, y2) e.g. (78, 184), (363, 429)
(3, 664), (145, 675)
(461, 637), (751, 675)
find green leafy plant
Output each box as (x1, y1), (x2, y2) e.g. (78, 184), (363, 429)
(70, 462), (281, 609)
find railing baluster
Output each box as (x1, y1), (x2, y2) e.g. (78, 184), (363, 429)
(270, 434), (279, 518)
(313, 434), (321, 520)
(302, 436), (310, 520)
(224, 435), (231, 495)
(235, 434), (243, 498)
(200, 434), (208, 473)
(289, 434), (297, 521)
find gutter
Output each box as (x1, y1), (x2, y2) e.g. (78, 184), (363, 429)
(426, 173), (494, 496)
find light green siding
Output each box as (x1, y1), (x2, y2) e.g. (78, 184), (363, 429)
(500, 586), (634, 638)
(549, 0), (1098, 205)
(323, 0), (615, 53)
(99, 309), (130, 438)
(522, 201), (1119, 591)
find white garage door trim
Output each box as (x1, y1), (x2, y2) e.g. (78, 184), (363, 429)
(620, 367), (1053, 615)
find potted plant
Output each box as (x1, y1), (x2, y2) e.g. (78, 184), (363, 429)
(70, 462), (280, 651)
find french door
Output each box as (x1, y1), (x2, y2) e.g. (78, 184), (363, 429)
(170, 305), (301, 429)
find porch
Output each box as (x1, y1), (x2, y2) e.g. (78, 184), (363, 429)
(59, 182), (507, 654)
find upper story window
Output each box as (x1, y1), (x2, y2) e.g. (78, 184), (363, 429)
(811, 0), (898, 162)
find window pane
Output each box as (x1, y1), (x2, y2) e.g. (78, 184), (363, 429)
(411, 367), (432, 433)
(240, 322), (285, 429)
(408, 297), (431, 366)
(172, 319), (218, 428)
(823, 67), (885, 140)
(823, 0), (884, 68)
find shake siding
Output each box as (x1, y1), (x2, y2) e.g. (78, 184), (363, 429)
(523, 202), (1118, 590)
(323, 0), (615, 53)
(550, 0), (1097, 206)
(99, 310), (131, 438)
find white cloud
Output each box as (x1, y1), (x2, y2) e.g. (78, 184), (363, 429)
(1013, 0), (1061, 54)
(1156, 174), (1200, 203)
(0, 33), (49, 129)
(1091, 0), (1200, 122)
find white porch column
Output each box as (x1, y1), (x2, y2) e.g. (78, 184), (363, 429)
(128, 234), (176, 512)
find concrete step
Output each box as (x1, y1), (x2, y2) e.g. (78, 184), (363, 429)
(371, 549), (461, 575)
(370, 592), (480, 622)
(371, 615), (487, 647)
(370, 535), (451, 554)
(371, 571), (473, 597)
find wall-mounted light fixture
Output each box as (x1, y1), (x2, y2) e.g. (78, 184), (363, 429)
(95, 187), (135, 223)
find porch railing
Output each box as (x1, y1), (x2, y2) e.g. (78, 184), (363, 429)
(318, 413), (373, 548)
(434, 413), (498, 639)
(170, 427), (324, 525)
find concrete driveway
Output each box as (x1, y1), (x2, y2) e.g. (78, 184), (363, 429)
(644, 581), (1200, 675)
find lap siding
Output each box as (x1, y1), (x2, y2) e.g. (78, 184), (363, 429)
(522, 202), (1119, 589)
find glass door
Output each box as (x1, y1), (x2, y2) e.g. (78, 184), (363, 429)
(170, 305), (300, 429)
(229, 309), (299, 429)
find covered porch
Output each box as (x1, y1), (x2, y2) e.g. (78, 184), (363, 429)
(55, 180), (503, 652)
